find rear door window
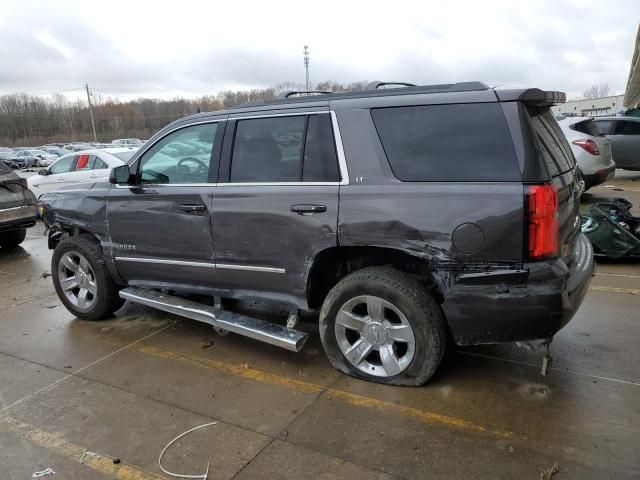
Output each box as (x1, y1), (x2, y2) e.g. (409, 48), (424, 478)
(229, 114), (340, 183)
(371, 103), (520, 182)
(593, 120), (614, 134)
(617, 121), (640, 135)
(528, 108), (576, 177)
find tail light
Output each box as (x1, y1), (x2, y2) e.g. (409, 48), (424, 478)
(527, 184), (558, 260)
(572, 139), (600, 155)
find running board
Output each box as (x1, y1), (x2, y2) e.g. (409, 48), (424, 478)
(119, 287), (309, 352)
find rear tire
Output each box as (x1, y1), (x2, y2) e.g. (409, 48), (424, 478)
(52, 234), (124, 320)
(319, 267), (446, 386)
(0, 229), (27, 249)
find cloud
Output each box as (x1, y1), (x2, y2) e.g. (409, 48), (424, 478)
(0, 0), (637, 100)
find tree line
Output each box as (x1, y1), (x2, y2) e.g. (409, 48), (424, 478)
(0, 81), (368, 147)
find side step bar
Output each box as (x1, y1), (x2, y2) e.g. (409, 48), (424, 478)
(119, 287), (309, 352)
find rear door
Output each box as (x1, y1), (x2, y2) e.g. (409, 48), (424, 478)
(527, 107), (581, 264)
(609, 120), (640, 168)
(212, 110), (341, 304)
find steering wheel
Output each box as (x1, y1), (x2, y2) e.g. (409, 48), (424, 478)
(177, 157), (207, 175)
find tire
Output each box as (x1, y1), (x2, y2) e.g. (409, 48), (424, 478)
(51, 234), (124, 320)
(0, 229), (27, 249)
(319, 267), (446, 386)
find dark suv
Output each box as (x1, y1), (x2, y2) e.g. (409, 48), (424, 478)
(1, 160), (36, 249)
(40, 81), (594, 386)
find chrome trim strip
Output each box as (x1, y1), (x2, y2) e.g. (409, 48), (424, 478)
(330, 110), (350, 185)
(114, 256), (285, 274)
(115, 257), (217, 268)
(215, 263), (285, 274)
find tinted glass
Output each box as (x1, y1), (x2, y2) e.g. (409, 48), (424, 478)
(302, 115), (340, 182)
(230, 116), (305, 182)
(94, 158), (108, 169)
(139, 123), (217, 184)
(50, 155), (75, 174)
(593, 120), (613, 134)
(569, 119), (605, 137)
(619, 121), (640, 135)
(371, 103), (520, 182)
(528, 108), (575, 177)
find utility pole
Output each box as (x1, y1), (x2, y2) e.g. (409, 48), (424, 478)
(303, 45), (310, 92)
(85, 83), (97, 142)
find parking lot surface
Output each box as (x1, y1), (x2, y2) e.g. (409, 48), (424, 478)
(1, 171), (639, 479)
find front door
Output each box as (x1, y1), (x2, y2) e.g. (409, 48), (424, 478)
(212, 111), (342, 307)
(106, 120), (225, 290)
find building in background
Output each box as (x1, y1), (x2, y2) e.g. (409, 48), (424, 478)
(553, 95), (626, 117)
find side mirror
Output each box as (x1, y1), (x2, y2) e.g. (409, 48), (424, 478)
(110, 164), (131, 184)
(38, 169), (48, 176)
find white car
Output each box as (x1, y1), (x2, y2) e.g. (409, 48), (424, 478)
(27, 148), (137, 198)
(556, 116), (616, 191)
(112, 138), (144, 147)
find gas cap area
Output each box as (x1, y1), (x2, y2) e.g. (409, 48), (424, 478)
(452, 222), (485, 255)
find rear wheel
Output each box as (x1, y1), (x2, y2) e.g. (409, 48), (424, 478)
(319, 267), (446, 386)
(0, 229), (27, 249)
(52, 235), (124, 320)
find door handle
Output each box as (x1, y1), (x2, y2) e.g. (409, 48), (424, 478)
(291, 204), (327, 214)
(179, 203), (207, 213)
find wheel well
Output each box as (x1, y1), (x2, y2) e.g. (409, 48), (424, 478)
(306, 246), (443, 309)
(48, 225), (98, 249)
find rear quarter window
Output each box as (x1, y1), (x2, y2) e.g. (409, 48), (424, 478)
(371, 103), (520, 182)
(569, 119), (606, 137)
(528, 108), (576, 177)
(0, 160), (12, 175)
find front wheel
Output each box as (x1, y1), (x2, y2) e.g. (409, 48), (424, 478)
(319, 267), (446, 386)
(51, 234), (124, 320)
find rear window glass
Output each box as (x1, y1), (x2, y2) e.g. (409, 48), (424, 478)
(569, 119), (605, 137)
(528, 108), (576, 177)
(371, 103), (520, 182)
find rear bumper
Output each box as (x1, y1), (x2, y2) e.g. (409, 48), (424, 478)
(0, 205), (37, 232)
(442, 233), (595, 345)
(583, 166), (615, 189)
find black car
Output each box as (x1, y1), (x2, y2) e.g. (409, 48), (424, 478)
(40, 81), (594, 386)
(0, 160), (37, 248)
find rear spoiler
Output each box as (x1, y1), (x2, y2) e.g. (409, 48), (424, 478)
(495, 88), (566, 106)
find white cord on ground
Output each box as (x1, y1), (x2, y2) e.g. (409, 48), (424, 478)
(158, 422), (218, 480)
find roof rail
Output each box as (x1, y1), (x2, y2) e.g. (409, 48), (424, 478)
(277, 90), (333, 99)
(366, 81), (416, 90)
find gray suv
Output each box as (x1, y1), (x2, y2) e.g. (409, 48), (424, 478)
(40, 81), (594, 386)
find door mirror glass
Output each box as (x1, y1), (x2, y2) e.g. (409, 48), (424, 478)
(38, 169), (48, 176)
(110, 164), (131, 184)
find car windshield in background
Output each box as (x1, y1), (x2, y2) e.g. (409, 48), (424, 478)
(528, 108), (576, 177)
(569, 119), (606, 137)
(112, 150), (137, 162)
(371, 103), (520, 182)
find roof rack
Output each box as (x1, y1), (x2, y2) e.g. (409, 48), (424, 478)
(366, 81), (416, 90)
(277, 90), (333, 99)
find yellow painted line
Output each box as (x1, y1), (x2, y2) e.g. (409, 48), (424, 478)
(589, 285), (639, 295)
(133, 344), (323, 394)
(0, 415), (165, 479)
(125, 343), (518, 440)
(324, 389), (518, 439)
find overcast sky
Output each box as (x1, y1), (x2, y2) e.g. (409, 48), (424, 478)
(0, 0), (638, 101)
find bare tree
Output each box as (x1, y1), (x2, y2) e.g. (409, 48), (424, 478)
(583, 83), (611, 99)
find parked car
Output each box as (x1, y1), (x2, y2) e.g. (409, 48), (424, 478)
(63, 143), (92, 152)
(556, 116), (615, 190)
(39, 146), (67, 158)
(112, 138), (143, 147)
(18, 149), (58, 167)
(40, 81), (593, 386)
(592, 116), (640, 170)
(0, 160), (36, 249)
(28, 148), (136, 197)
